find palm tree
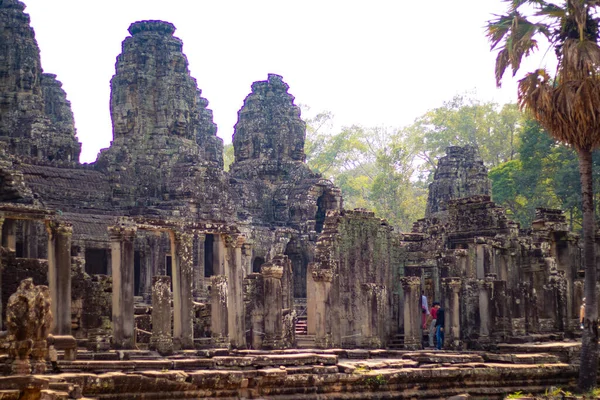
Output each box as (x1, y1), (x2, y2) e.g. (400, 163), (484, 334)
(487, 0), (600, 392)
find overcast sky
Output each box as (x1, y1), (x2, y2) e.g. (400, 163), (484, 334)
(22, 1), (552, 163)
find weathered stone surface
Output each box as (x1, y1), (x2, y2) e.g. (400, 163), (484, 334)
(95, 20), (233, 220)
(0, 1), (80, 163)
(425, 145), (490, 217)
(6, 278), (52, 374)
(309, 209), (395, 349)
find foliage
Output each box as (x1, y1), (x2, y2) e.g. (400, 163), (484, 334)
(305, 120), (426, 231)
(487, 0), (600, 392)
(405, 95), (521, 179)
(365, 373), (387, 388)
(543, 386), (572, 399)
(505, 391), (533, 399)
(223, 143), (234, 171)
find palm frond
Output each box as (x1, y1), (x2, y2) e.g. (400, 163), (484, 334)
(518, 71), (600, 150)
(560, 38), (600, 80)
(536, 3), (566, 19)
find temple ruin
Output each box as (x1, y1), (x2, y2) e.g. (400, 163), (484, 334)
(0, 0), (591, 398)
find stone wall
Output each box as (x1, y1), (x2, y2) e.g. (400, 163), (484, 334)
(310, 209), (396, 348)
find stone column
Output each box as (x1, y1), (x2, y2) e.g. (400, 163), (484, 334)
(24, 220), (39, 258)
(109, 224), (137, 349)
(226, 235), (246, 349)
(261, 262), (284, 350)
(194, 233), (206, 299)
(4, 218), (16, 252)
(150, 275), (173, 355)
(312, 269), (333, 349)
(139, 246), (152, 303)
(47, 221), (73, 335)
(213, 234), (225, 275)
(171, 231), (194, 349)
(211, 275), (229, 348)
(478, 275), (494, 344)
(443, 278), (462, 349)
(242, 242), (253, 276)
(306, 263), (317, 335)
(401, 276), (421, 350)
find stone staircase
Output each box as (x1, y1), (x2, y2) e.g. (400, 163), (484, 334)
(295, 314), (315, 348)
(387, 333), (405, 350)
(296, 334), (316, 349)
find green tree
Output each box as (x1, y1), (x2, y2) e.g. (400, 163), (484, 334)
(488, 1), (600, 390)
(223, 143), (234, 171)
(405, 95), (522, 180)
(305, 118), (425, 231)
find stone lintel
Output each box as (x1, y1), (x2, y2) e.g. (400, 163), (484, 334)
(312, 269), (334, 283)
(400, 276), (420, 289)
(108, 225), (137, 241)
(261, 264), (283, 280)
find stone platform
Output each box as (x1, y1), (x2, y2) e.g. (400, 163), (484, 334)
(0, 346), (580, 400)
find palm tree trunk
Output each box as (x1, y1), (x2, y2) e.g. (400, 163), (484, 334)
(577, 146), (599, 392)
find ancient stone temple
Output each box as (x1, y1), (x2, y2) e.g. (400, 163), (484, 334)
(0, 1), (592, 398)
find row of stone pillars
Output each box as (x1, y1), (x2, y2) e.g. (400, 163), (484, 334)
(109, 225), (196, 349)
(0, 217), (72, 336)
(401, 276), (463, 350)
(209, 235), (253, 349)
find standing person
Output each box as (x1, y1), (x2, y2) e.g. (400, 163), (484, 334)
(429, 302), (440, 348)
(580, 297), (586, 329)
(421, 291), (430, 329)
(435, 304), (445, 350)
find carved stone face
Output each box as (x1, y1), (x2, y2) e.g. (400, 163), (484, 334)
(112, 101), (136, 137)
(169, 103), (190, 137)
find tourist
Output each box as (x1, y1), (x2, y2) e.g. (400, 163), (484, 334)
(421, 290), (430, 329)
(429, 302), (440, 348)
(435, 305), (445, 350)
(580, 297), (586, 329)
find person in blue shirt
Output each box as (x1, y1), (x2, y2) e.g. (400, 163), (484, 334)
(435, 305), (445, 350)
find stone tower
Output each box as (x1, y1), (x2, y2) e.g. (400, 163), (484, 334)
(97, 20), (229, 214)
(0, 0), (81, 162)
(425, 145), (491, 217)
(230, 74), (306, 181)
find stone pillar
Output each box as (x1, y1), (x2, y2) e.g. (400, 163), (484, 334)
(478, 275), (494, 344)
(306, 263), (317, 335)
(401, 276), (421, 350)
(443, 277), (462, 349)
(47, 221), (73, 335)
(4, 218), (16, 252)
(313, 269), (333, 349)
(140, 246), (152, 303)
(24, 220), (39, 258)
(171, 231), (194, 349)
(150, 276), (173, 355)
(211, 275), (229, 347)
(242, 242), (253, 276)
(226, 235), (246, 349)
(213, 234), (225, 275)
(261, 262), (284, 350)
(109, 224), (137, 349)
(194, 233), (206, 299)
(547, 269), (568, 332)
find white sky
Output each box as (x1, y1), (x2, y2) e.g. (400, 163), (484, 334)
(21, 0), (552, 163)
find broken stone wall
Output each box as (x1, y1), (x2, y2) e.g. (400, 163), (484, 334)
(312, 209), (395, 348)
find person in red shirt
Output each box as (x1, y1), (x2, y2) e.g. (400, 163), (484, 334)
(428, 302), (440, 348)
